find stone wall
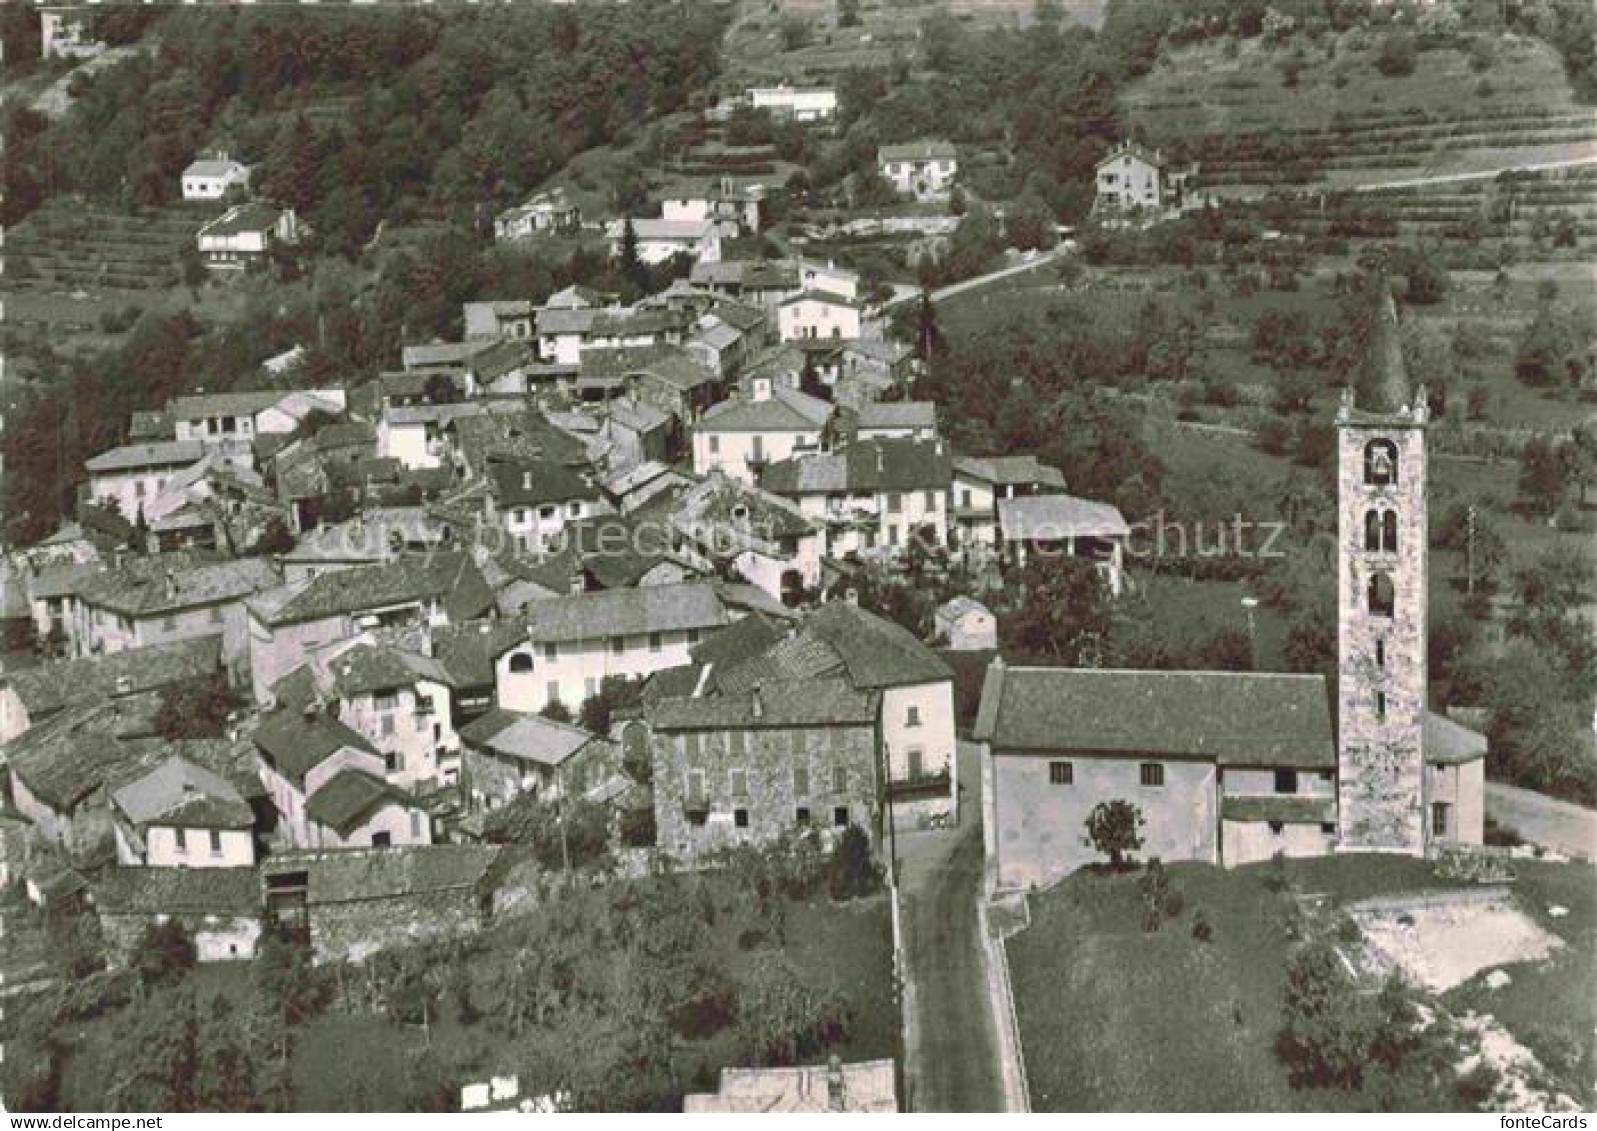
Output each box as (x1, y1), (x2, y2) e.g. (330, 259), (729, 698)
(309, 887), (485, 965)
(100, 910), (262, 964)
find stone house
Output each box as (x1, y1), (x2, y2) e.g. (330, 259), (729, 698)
(483, 457), (611, 555)
(458, 709), (616, 812)
(777, 291), (864, 343)
(93, 868), (263, 964)
(605, 218), (722, 266)
(646, 678), (881, 863)
(84, 441), (207, 522)
(669, 473), (824, 607)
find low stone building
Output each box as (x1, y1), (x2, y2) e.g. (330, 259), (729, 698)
(93, 867), (263, 963)
(646, 678), (881, 863)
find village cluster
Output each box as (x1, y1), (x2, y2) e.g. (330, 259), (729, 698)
(0, 45), (1512, 1113)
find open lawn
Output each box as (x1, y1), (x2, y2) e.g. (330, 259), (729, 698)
(1008, 856), (1595, 1111)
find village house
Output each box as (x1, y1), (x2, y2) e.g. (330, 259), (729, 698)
(997, 493), (1131, 595)
(661, 182), (766, 238)
(493, 583), (733, 714)
(39, 6), (106, 58)
(835, 339), (915, 406)
(777, 290), (865, 342)
(493, 189), (581, 241)
(607, 217), (723, 266)
(463, 299), (536, 342)
(245, 551), (493, 704)
(761, 438), (953, 559)
(746, 84), (838, 123)
(280, 508), (450, 583)
(458, 709), (616, 812)
(252, 707), (433, 849)
(670, 473), (824, 607)
(599, 398), (673, 470)
(1092, 139), (1194, 214)
(169, 387), (348, 451)
(110, 756), (257, 869)
(934, 596), (997, 652)
(21, 559), (100, 650)
(646, 678), (881, 862)
(851, 401), (938, 443)
(691, 259), (798, 307)
(483, 457), (611, 554)
(93, 868), (263, 964)
(692, 385), (833, 486)
(180, 155), (250, 201)
(196, 202), (299, 270)
(878, 141), (959, 202)
(0, 636), (221, 745)
(949, 454), (1069, 557)
(84, 441), (207, 522)
(580, 345), (722, 429)
(71, 552), (280, 676)
(136, 453), (289, 554)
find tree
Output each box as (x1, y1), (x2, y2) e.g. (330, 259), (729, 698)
(1005, 192), (1058, 252)
(1001, 558), (1113, 666)
(1084, 799), (1144, 869)
(827, 825), (878, 899)
(253, 515), (296, 556)
(1375, 30), (1417, 76)
(136, 921), (196, 988)
(155, 671), (243, 741)
(1518, 436), (1568, 516)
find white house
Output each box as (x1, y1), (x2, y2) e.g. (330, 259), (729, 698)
(483, 457), (612, 555)
(493, 583), (733, 714)
(692, 386), (832, 486)
(111, 757), (256, 869)
(878, 141), (959, 202)
(747, 85), (837, 123)
(39, 7), (105, 59)
(181, 156), (250, 202)
(169, 388), (347, 451)
(1093, 140), (1188, 213)
(670, 473), (824, 607)
(196, 203), (299, 270)
(949, 454), (1069, 558)
(84, 441), (207, 521)
(761, 439), (954, 559)
(777, 291), (864, 342)
(494, 189), (581, 241)
(607, 218), (722, 266)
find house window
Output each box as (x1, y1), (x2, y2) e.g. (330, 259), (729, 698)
(380, 716), (396, 737)
(906, 705), (921, 728)
(162, 614), (177, 632)
(373, 691), (399, 711)
(174, 828), (187, 853)
(886, 492), (902, 514)
(790, 730), (807, 756)
(1320, 822), (1336, 835)
(832, 765), (848, 793)
(730, 768), (748, 798)
(610, 636), (625, 655)
(648, 632), (663, 653)
(1049, 761), (1074, 785)
(908, 749), (924, 778)
(513, 509), (527, 525)
(796, 806), (811, 826)
(1139, 763), (1165, 788)
(687, 628), (701, 645)
(924, 490), (938, 511)
(734, 808), (750, 829)
(209, 829), (222, 855)
(546, 680), (561, 704)
(543, 642), (559, 660)
(1376, 639), (1386, 668)
(709, 435), (720, 454)
(687, 770), (706, 805)
(833, 806), (850, 828)
(384, 751), (399, 771)
(372, 831), (391, 847)
(793, 765), (810, 795)
(1376, 692), (1387, 722)
(539, 505), (556, 520)
(1268, 821), (1285, 836)
(410, 811), (423, 839)
(730, 730), (747, 757)
(509, 652), (534, 673)
(1274, 769), (1298, 794)
(1364, 509), (1398, 553)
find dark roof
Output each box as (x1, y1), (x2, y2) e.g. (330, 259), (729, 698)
(802, 600), (953, 688)
(92, 867), (260, 916)
(509, 583), (729, 648)
(77, 552), (279, 617)
(487, 459), (601, 508)
(252, 709), (376, 786)
(974, 664), (1335, 768)
(262, 844), (500, 904)
(6, 702), (160, 811)
(306, 769), (410, 835)
(690, 612), (786, 669)
(761, 439), (953, 494)
(2, 637), (220, 719)
(431, 620), (524, 687)
(249, 552), (492, 627)
(459, 709), (597, 767)
(648, 678), (878, 731)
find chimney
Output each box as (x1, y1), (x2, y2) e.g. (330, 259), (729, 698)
(826, 1056), (845, 1112)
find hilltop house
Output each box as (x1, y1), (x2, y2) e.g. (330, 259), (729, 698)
(458, 710), (615, 812)
(84, 441), (207, 522)
(1093, 140), (1194, 214)
(196, 203), (299, 270)
(761, 439), (953, 559)
(746, 85), (838, 123)
(169, 388), (348, 450)
(661, 183), (766, 238)
(606, 218), (722, 266)
(252, 708), (432, 850)
(180, 156), (250, 201)
(493, 583), (733, 714)
(494, 189), (581, 241)
(245, 552), (493, 704)
(692, 386), (833, 486)
(851, 402), (938, 444)
(463, 300), (536, 342)
(878, 141), (959, 202)
(646, 679), (881, 862)
(110, 756), (257, 869)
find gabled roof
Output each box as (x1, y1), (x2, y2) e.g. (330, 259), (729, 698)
(247, 552), (491, 627)
(92, 867), (260, 917)
(802, 600), (952, 688)
(855, 401), (936, 431)
(110, 756), (253, 830)
(973, 664), (1335, 768)
(198, 202), (288, 239)
(1424, 711), (1488, 765)
(689, 612), (786, 669)
(183, 158), (247, 179)
(672, 474), (815, 550)
(459, 709), (597, 767)
(1, 636), (220, 720)
(168, 389), (286, 421)
(505, 583), (729, 649)
(879, 140), (957, 163)
(487, 459), (601, 508)
(305, 768), (412, 835)
(262, 844), (500, 904)
(779, 288), (861, 311)
(77, 553), (280, 617)
(85, 440), (206, 474)
(698, 387), (832, 434)
(1096, 139), (1163, 170)
(648, 678), (878, 731)
(953, 454), (1067, 489)
(997, 494), (1129, 541)
(6, 701), (164, 811)
(252, 708), (377, 787)
(761, 439), (952, 494)
(581, 345), (716, 392)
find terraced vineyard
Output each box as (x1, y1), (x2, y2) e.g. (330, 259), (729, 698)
(3, 199), (222, 291)
(1126, 35), (1597, 193)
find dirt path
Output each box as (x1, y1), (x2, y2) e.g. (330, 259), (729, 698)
(1485, 782), (1597, 861)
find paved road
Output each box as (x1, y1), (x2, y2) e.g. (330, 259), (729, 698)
(879, 247), (1066, 315)
(896, 743), (1006, 1112)
(1485, 782), (1597, 861)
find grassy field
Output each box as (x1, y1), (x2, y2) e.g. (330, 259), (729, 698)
(1008, 856), (1594, 1112)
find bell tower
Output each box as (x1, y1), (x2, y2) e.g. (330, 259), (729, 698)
(1335, 292), (1429, 855)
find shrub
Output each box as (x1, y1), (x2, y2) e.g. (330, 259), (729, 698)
(1375, 31), (1416, 77)
(136, 921), (196, 987)
(1192, 909), (1214, 942)
(828, 824), (879, 900)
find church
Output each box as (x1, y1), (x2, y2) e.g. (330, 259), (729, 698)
(976, 293), (1488, 891)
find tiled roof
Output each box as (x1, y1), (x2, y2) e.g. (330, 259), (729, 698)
(997, 494), (1129, 541)
(648, 678), (877, 731)
(581, 345), (716, 392)
(973, 664), (1335, 768)
(198, 202), (287, 238)
(183, 158), (247, 179)
(779, 288), (861, 310)
(802, 600), (952, 688)
(673, 474), (815, 550)
(248, 552), (491, 627)
(855, 401), (936, 431)
(92, 867), (260, 916)
(698, 387), (832, 433)
(168, 389), (285, 421)
(761, 439), (952, 494)
(110, 756), (253, 830)
(261, 844), (500, 904)
(459, 709), (596, 767)
(508, 583), (729, 648)
(401, 340), (495, 369)
(6, 702), (155, 809)
(953, 454), (1067, 489)
(487, 459), (601, 508)
(689, 612), (786, 669)
(431, 620), (524, 687)
(879, 140), (957, 163)
(306, 769), (409, 835)
(85, 440), (207, 473)
(607, 218), (715, 241)
(252, 708), (377, 786)
(77, 553), (279, 617)
(1424, 711), (1488, 765)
